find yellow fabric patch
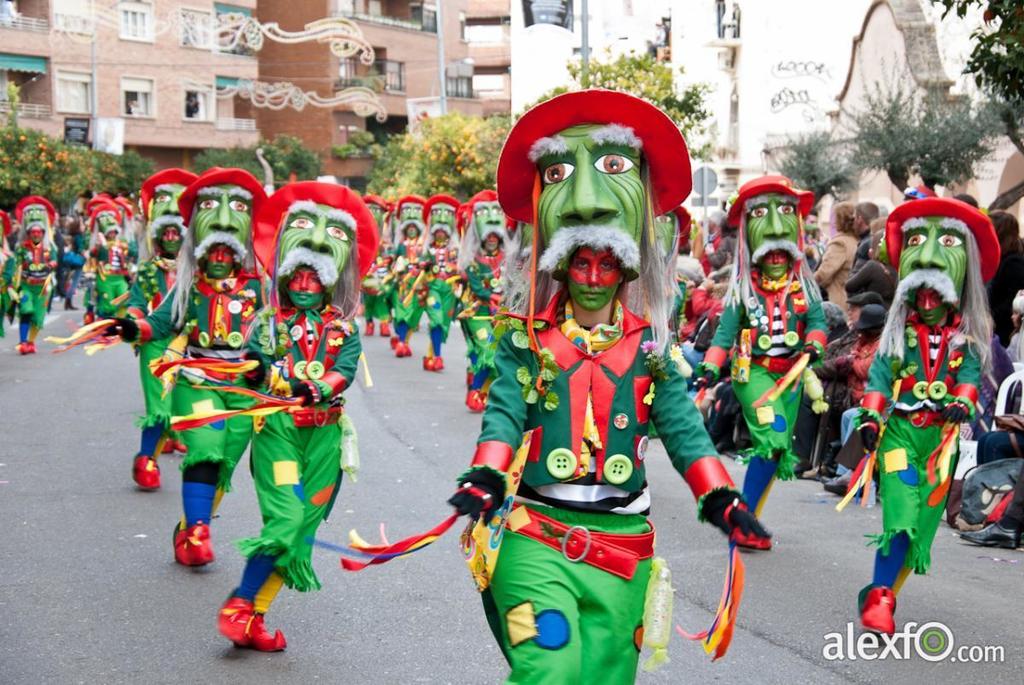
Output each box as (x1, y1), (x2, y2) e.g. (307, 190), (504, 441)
(883, 449), (908, 473)
(507, 506), (531, 532)
(272, 460), (300, 486)
(755, 405), (776, 425)
(506, 602), (538, 647)
(476, 328), (489, 340)
(191, 399), (215, 414)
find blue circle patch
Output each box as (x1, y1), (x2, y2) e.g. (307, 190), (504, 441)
(897, 467), (919, 486)
(533, 609), (570, 650)
(209, 420), (226, 431)
(771, 415), (787, 433)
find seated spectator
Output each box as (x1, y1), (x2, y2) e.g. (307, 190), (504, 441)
(988, 211), (1024, 347)
(1008, 291), (1024, 363)
(815, 201), (859, 308)
(844, 219), (896, 306)
(961, 460), (1024, 549)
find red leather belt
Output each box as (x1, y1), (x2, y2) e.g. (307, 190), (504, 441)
(752, 355), (797, 374)
(508, 505), (655, 580)
(291, 406), (343, 427)
(896, 408), (943, 428)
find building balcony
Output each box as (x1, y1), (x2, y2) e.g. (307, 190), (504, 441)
(0, 100), (51, 118)
(0, 14), (49, 32)
(337, 58), (405, 93)
(468, 43), (510, 69)
(333, 10), (434, 33)
(216, 117), (257, 131)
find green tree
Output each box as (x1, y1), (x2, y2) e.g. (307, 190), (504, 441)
(194, 134), (321, 186)
(529, 50), (713, 150)
(367, 113), (511, 198)
(848, 82), (1000, 191)
(776, 131), (857, 207)
(932, 1), (1024, 106)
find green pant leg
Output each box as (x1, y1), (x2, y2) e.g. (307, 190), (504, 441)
(20, 283), (46, 329)
(96, 275), (128, 317)
(578, 555), (651, 684)
(218, 389), (256, 490)
(136, 339), (174, 428)
(876, 416), (946, 574)
(425, 282), (455, 336)
(173, 378), (252, 491)
(733, 365), (803, 479)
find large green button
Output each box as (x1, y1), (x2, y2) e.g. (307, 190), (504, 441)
(306, 360), (325, 380)
(226, 331), (244, 348)
(783, 331), (799, 347)
(293, 361), (308, 380)
(928, 381), (948, 401)
(757, 334), (772, 350)
(546, 448), (578, 480)
(912, 381), (929, 400)
(197, 331), (210, 347)
(603, 454), (634, 485)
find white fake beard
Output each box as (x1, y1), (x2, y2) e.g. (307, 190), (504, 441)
(277, 247), (340, 288)
(750, 239), (803, 265)
(537, 225), (641, 274)
(194, 231), (248, 263)
(894, 268), (959, 307)
(149, 214), (185, 238)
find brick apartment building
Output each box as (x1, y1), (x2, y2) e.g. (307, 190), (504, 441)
(1, 0), (259, 169)
(256, 0), (510, 189)
(465, 0), (510, 116)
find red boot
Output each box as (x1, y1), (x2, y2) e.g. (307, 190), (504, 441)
(173, 521), (214, 566)
(423, 356), (435, 371)
(161, 440), (176, 454)
(132, 455), (161, 491)
(248, 614), (287, 652)
(380, 321), (391, 337)
(173, 440), (188, 454)
(16, 342), (30, 355)
(466, 390), (486, 413)
(859, 585), (896, 635)
(219, 597), (256, 646)
(83, 311), (95, 325)
(730, 527), (773, 551)
(390, 335), (399, 349)
(365, 321), (375, 336)
(433, 357), (444, 371)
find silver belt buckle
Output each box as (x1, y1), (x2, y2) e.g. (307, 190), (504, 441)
(561, 525), (592, 563)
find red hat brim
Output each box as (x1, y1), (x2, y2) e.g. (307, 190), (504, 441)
(726, 175), (815, 227)
(0, 210), (11, 238)
(140, 169), (198, 221)
(496, 89), (691, 224)
(254, 181), (381, 279)
(886, 197), (1000, 282)
(15, 195), (57, 225)
(177, 167), (267, 226)
(362, 194), (390, 211)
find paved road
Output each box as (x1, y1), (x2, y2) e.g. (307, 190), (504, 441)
(1, 310), (1021, 684)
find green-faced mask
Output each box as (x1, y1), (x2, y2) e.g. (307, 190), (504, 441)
(23, 205), (50, 235)
(97, 212), (119, 237)
(535, 123), (645, 253)
(897, 217), (967, 324)
(399, 203), (423, 223)
(367, 205), (387, 231)
(654, 213), (679, 257)
(150, 184), (186, 257)
(745, 193), (801, 279)
(277, 202), (354, 294)
(473, 201), (506, 242)
(192, 184), (254, 257)
(430, 205), (456, 231)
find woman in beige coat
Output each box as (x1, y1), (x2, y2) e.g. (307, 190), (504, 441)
(814, 201), (859, 308)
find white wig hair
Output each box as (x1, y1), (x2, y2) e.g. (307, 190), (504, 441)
(172, 215), (257, 328)
(194, 231), (247, 262)
(537, 225), (642, 274)
(878, 224), (992, 369)
(723, 203), (822, 311)
(285, 200), (357, 232)
(528, 135), (568, 163)
(504, 165), (672, 353)
(197, 185), (253, 200)
(589, 124), (643, 150)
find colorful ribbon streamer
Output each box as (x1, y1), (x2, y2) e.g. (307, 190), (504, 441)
(675, 542), (745, 661)
(149, 357), (258, 379)
(752, 353), (810, 408)
(312, 513), (461, 571)
(170, 398), (299, 431)
(45, 318), (117, 353)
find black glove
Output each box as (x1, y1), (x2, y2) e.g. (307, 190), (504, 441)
(942, 401), (970, 424)
(859, 421), (879, 452)
(693, 369), (718, 391)
(702, 490), (771, 539)
(803, 343), (820, 363)
(243, 351), (268, 387)
(448, 468), (506, 520)
(104, 317), (139, 342)
(288, 378), (317, 407)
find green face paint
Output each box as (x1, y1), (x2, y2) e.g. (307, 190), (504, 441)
(566, 246), (623, 312)
(277, 202), (354, 286)
(745, 193), (800, 279)
(202, 244), (236, 279)
(536, 124), (645, 248)
(898, 217), (967, 323)
(286, 268), (326, 310)
(192, 184), (254, 252)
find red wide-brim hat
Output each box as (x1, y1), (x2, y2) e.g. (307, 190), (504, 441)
(140, 169), (198, 221)
(726, 175), (814, 227)
(362, 194), (391, 212)
(88, 201), (123, 232)
(254, 181), (381, 279)
(113, 196), (136, 219)
(0, 209), (11, 238)
(496, 89), (691, 224)
(458, 189), (498, 234)
(394, 194), (427, 214)
(15, 195), (57, 225)
(177, 167), (267, 226)
(886, 197), (999, 282)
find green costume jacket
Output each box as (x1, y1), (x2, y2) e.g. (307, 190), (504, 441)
(469, 296), (737, 514)
(127, 258), (176, 318)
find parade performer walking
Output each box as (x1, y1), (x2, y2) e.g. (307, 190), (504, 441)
(457, 190), (510, 411)
(104, 168), (267, 566)
(6, 196), (58, 354)
(124, 169), (197, 490)
(88, 201), (132, 319)
(0, 208), (13, 338)
(360, 194), (393, 337)
(694, 175), (827, 550)
(852, 197), (996, 634)
(447, 90), (768, 683)
(390, 195), (426, 357)
(216, 181), (379, 651)
(420, 193), (461, 371)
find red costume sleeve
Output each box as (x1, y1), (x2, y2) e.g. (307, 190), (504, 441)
(683, 456), (736, 502)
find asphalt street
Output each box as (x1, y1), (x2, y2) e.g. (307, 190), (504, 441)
(1, 309), (1021, 684)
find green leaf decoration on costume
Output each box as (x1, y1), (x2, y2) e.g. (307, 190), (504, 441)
(539, 521), (565, 540)
(540, 366), (557, 382)
(543, 391), (560, 411)
(516, 366), (532, 385)
(522, 385), (540, 404)
(511, 330), (529, 349)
